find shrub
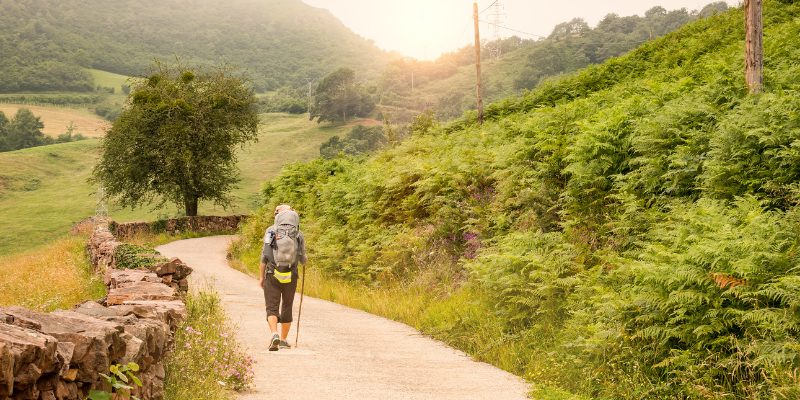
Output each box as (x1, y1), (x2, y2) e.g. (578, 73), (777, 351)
(113, 244), (168, 270)
(165, 288), (254, 399)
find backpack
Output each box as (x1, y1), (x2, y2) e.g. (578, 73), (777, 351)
(270, 210), (299, 270)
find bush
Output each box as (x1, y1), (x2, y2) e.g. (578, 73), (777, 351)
(113, 244), (168, 270)
(165, 288), (254, 399)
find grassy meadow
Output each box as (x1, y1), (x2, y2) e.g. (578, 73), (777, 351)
(0, 235), (105, 311)
(0, 104), (108, 138)
(0, 113), (351, 256)
(89, 69), (134, 92)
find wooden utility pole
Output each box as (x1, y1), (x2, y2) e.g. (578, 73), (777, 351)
(473, 3), (484, 124)
(745, 0), (764, 93)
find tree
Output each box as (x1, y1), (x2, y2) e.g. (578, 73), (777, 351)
(0, 111), (9, 152)
(92, 58), (260, 216)
(310, 67), (362, 126)
(319, 124), (386, 159)
(8, 108), (50, 150)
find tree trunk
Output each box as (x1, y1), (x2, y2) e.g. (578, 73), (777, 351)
(184, 198), (198, 217)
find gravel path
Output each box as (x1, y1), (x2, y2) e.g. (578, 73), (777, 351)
(156, 236), (531, 399)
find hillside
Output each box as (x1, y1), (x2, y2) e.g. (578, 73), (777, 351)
(372, 2), (730, 122)
(0, 113), (351, 255)
(0, 0), (396, 93)
(233, 1), (800, 398)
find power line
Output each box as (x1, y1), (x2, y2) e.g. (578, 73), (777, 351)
(479, 19), (545, 38)
(479, 0), (499, 15)
(456, 15), (473, 50)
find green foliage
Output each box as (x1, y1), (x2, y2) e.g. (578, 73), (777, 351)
(311, 68), (375, 126)
(601, 197), (800, 397)
(407, 110), (439, 135)
(235, 1), (800, 397)
(55, 121), (86, 144)
(165, 288), (254, 399)
(0, 0), (394, 93)
(92, 58), (260, 216)
(88, 362), (143, 400)
(0, 108), (53, 153)
(113, 244), (168, 270)
(319, 125), (386, 159)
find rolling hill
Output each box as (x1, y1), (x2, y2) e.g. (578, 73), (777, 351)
(0, 113), (352, 255)
(0, 0), (396, 93)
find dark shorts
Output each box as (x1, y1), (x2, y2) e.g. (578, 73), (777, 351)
(263, 272), (298, 323)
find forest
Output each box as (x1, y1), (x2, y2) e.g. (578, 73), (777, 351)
(232, 1), (800, 397)
(0, 0), (395, 93)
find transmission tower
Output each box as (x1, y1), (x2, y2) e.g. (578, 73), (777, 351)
(304, 78), (315, 114)
(489, 2), (505, 61)
(94, 185), (108, 220)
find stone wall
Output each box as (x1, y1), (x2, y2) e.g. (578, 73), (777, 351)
(0, 224), (195, 400)
(109, 215), (248, 241)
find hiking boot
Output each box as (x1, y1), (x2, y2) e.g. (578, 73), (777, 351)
(269, 334), (280, 352)
(279, 340), (291, 349)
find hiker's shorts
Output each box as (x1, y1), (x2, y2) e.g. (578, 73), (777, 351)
(263, 272), (298, 323)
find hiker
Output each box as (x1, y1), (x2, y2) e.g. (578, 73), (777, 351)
(259, 204), (307, 351)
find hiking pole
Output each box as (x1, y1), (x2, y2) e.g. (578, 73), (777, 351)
(295, 261), (306, 348)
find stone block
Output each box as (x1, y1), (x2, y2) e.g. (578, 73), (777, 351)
(0, 343), (12, 396)
(0, 323), (57, 389)
(149, 261), (176, 277)
(106, 282), (177, 306)
(56, 379), (78, 399)
(2, 307), (125, 383)
(172, 263), (193, 281)
(110, 301), (186, 332)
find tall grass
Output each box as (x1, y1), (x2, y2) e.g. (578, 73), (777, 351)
(0, 236), (105, 311)
(165, 287), (254, 400)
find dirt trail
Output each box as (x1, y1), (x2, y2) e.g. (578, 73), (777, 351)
(156, 236), (531, 399)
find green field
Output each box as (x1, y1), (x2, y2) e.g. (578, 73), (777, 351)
(89, 69), (132, 92)
(0, 113), (350, 255)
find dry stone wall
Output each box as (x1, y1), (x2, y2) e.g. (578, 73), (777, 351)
(109, 215), (248, 241)
(0, 224), (196, 400)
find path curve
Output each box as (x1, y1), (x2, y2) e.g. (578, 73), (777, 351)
(156, 236), (531, 399)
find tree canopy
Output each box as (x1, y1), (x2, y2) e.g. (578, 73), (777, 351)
(310, 68), (375, 126)
(0, 108), (54, 152)
(319, 124), (386, 159)
(92, 59), (260, 216)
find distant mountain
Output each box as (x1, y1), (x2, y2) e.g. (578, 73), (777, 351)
(0, 0), (396, 93)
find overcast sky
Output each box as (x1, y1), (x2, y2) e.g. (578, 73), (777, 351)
(301, 0), (739, 60)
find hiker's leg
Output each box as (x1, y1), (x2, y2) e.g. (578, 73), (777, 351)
(268, 315), (279, 333)
(280, 321), (291, 340)
(277, 277), (298, 340)
(263, 275), (281, 334)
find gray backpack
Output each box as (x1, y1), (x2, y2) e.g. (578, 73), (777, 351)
(271, 210), (299, 269)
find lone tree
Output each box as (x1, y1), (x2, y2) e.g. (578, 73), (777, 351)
(310, 67), (374, 126)
(92, 59), (259, 216)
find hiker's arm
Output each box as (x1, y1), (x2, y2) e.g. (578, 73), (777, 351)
(297, 231), (308, 265)
(259, 242), (271, 288)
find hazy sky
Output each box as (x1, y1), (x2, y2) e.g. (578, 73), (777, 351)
(301, 0), (739, 60)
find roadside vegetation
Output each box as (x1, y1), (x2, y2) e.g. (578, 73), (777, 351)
(231, 2), (800, 398)
(166, 287), (254, 400)
(0, 236), (105, 312)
